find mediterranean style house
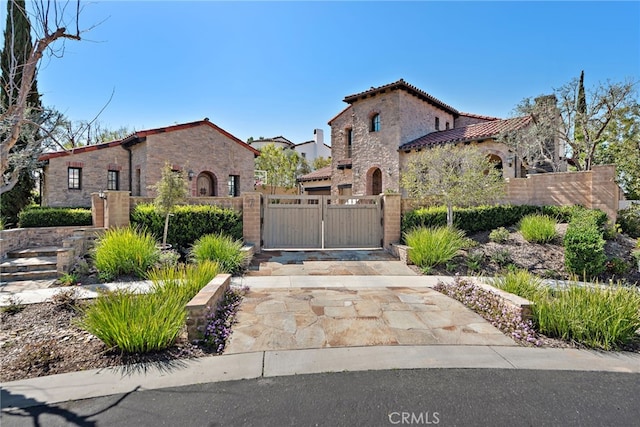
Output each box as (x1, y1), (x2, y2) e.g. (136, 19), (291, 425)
(328, 79), (565, 196)
(39, 119), (260, 207)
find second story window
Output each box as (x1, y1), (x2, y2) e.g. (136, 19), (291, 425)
(107, 170), (119, 190)
(346, 128), (353, 157)
(445, 121), (450, 130)
(370, 114), (380, 132)
(435, 117), (440, 130)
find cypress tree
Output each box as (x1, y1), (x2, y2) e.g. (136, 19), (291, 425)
(1, 0), (40, 227)
(575, 70), (587, 144)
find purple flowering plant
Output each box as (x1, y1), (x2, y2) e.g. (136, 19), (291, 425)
(434, 276), (541, 346)
(201, 286), (248, 354)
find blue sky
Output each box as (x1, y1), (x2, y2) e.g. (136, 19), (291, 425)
(9, 1), (640, 145)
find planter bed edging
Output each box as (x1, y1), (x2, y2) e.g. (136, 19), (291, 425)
(186, 273), (231, 341)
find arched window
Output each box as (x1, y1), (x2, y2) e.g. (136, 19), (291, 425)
(370, 114), (380, 132)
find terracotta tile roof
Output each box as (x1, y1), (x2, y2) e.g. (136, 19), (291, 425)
(399, 116), (532, 151)
(458, 112), (501, 121)
(298, 166), (332, 182)
(39, 119), (259, 161)
(343, 79), (459, 115)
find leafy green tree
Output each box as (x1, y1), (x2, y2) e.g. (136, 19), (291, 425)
(594, 104), (640, 199)
(255, 143), (306, 194)
(312, 156), (331, 170)
(0, 0), (39, 226)
(508, 73), (637, 172)
(151, 162), (189, 248)
(401, 145), (505, 227)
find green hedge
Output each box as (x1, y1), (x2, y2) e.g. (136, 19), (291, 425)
(401, 204), (580, 239)
(18, 206), (93, 228)
(130, 204), (242, 254)
(564, 210), (607, 278)
(617, 204), (640, 238)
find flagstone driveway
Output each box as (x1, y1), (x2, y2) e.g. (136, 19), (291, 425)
(225, 286), (515, 354)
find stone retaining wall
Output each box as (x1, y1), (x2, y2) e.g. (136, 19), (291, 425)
(0, 226), (103, 259)
(186, 274), (231, 342)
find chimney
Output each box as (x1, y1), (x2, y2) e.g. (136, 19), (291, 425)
(313, 129), (324, 146)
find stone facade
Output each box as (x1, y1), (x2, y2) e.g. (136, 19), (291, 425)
(328, 79), (543, 196)
(40, 120), (259, 207)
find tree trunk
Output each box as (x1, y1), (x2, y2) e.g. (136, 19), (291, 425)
(446, 203), (454, 228)
(162, 213), (170, 247)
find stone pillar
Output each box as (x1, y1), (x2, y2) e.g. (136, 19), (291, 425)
(91, 193), (105, 228)
(383, 193), (401, 252)
(104, 191), (131, 228)
(242, 192), (262, 253)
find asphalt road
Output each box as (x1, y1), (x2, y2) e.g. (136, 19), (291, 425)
(2, 369), (639, 427)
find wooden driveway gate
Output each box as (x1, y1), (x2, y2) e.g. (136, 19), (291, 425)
(262, 195), (383, 249)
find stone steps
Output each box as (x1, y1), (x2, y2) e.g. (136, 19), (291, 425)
(1, 248), (62, 283)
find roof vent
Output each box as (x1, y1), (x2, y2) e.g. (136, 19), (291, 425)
(204, 117), (209, 121)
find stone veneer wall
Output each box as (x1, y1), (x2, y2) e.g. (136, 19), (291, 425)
(330, 90), (457, 196)
(141, 126), (255, 198)
(0, 226), (103, 259)
(42, 124), (256, 207)
(42, 146), (129, 207)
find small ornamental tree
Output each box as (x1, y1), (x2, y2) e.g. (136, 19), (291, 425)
(254, 143), (306, 194)
(401, 145), (506, 227)
(151, 162), (189, 248)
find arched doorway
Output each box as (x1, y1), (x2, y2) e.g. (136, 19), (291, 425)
(488, 154), (503, 176)
(367, 167), (382, 195)
(196, 172), (217, 196)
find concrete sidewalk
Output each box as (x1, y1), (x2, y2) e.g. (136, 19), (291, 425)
(3, 345), (639, 410)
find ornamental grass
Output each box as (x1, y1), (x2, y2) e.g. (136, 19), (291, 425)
(405, 227), (468, 270)
(519, 214), (557, 244)
(78, 261), (219, 354)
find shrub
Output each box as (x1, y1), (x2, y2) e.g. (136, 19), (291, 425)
(490, 248), (513, 267)
(93, 226), (160, 279)
(51, 288), (81, 311)
(489, 227), (510, 243)
(404, 227), (468, 269)
(519, 214), (557, 244)
(564, 212), (606, 278)
(18, 206), (92, 228)
(535, 284), (640, 350)
(617, 204), (640, 238)
(190, 233), (248, 275)
(466, 250), (485, 273)
(605, 257), (629, 275)
(401, 204), (579, 240)
(131, 204), (242, 254)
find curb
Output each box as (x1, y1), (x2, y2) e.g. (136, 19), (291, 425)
(2, 345), (639, 410)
